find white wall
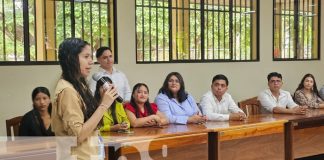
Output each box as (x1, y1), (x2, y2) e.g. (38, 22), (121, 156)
(0, 0), (323, 136)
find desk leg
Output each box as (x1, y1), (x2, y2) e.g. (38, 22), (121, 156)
(208, 132), (219, 160)
(284, 122), (293, 160)
(108, 145), (121, 160)
(105, 146), (109, 160)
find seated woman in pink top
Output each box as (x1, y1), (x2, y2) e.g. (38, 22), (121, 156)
(294, 73), (324, 109)
(124, 83), (168, 127)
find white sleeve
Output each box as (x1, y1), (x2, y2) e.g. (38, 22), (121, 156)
(286, 93), (298, 108)
(258, 91), (276, 113)
(200, 95), (229, 121)
(228, 95), (244, 113)
(122, 74), (132, 101)
(88, 76), (97, 96)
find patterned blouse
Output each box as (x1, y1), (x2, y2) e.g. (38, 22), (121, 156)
(294, 89), (323, 108)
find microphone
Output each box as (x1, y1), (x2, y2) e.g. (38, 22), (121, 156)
(92, 73), (124, 103)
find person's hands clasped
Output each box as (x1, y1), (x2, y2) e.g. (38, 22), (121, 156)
(188, 114), (207, 124)
(114, 122), (129, 131)
(229, 112), (246, 121)
(144, 115), (161, 126)
(100, 87), (118, 109)
(151, 115), (162, 126)
(293, 105), (307, 115)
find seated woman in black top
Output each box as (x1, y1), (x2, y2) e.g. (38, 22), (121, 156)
(19, 87), (54, 136)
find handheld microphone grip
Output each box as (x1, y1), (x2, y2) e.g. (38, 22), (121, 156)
(92, 74), (124, 103)
(115, 96), (124, 103)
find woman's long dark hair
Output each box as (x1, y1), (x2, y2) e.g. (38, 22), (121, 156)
(58, 38), (98, 122)
(130, 83), (155, 118)
(94, 76), (118, 125)
(31, 86), (54, 135)
(32, 86), (52, 114)
(158, 72), (188, 103)
(294, 73), (321, 98)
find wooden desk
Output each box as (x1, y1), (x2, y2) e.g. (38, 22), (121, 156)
(6, 111), (322, 160)
(103, 115), (288, 160)
(4, 109), (314, 160)
(102, 124), (211, 160)
(272, 109), (324, 159)
(61, 110), (324, 160)
(206, 114), (287, 160)
(7, 109), (324, 160)
(0, 137), (56, 160)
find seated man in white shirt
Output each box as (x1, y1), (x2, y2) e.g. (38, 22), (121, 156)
(89, 47), (132, 102)
(258, 72), (307, 114)
(200, 74), (246, 121)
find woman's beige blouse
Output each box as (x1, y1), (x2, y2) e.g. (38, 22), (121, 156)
(51, 79), (99, 160)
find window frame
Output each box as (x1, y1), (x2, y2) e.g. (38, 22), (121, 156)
(0, 0), (118, 65)
(135, 0), (260, 63)
(272, 0), (321, 61)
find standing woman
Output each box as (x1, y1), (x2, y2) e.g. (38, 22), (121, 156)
(294, 73), (324, 108)
(155, 72), (207, 124)
(94, 76), (130, 132)
(125, 83), (168, 127)
(51, 38), (118, 159)
(19, 87), (54, 136)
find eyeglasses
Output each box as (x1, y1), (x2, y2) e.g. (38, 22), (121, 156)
(168, 79), (180, 84)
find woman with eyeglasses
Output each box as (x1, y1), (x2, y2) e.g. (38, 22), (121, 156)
(155, 72), (206, 124)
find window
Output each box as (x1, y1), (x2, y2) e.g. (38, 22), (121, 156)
(0, 0), (116, 65)
(273, 0), (320, 60)
(136, 0), (259, 63)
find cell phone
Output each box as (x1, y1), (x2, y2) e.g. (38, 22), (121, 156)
(120, 122), (128, 127)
